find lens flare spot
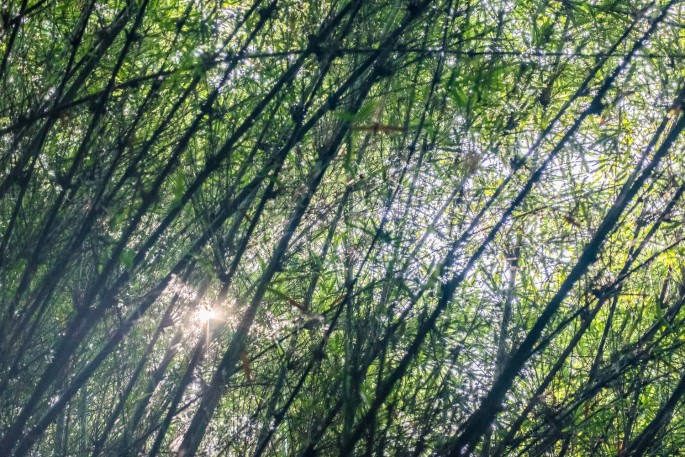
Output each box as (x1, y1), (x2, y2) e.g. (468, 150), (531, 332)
(196, 307), (218, 323)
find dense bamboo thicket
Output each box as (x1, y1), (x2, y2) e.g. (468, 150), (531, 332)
(3, 0), (685, 455)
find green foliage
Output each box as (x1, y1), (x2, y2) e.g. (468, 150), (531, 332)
(3, 0), (685, 456)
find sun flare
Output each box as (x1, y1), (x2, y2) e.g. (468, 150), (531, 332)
(196, 307), (219, 323)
